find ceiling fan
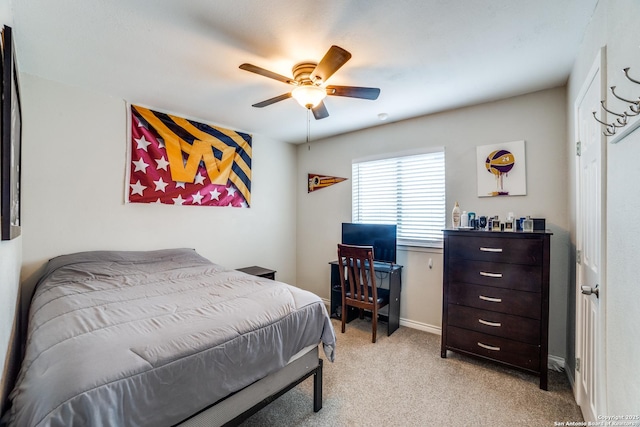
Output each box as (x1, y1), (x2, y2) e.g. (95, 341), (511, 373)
(239, 45), (380, 120)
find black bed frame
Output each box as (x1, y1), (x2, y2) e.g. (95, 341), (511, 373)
(175, 359), (323, 426)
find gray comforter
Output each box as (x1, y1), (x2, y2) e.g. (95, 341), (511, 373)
(7, 249), (335, 427)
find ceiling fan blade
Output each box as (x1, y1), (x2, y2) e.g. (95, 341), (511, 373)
(252, 92), (292, 108)
(309, 46), (352, 83)
(239, 63), (296, 85)
(312, 101), (329, 120)
(326, 85), (380, 100)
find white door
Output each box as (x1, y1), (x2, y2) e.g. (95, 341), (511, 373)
(575, 49), (606, 421)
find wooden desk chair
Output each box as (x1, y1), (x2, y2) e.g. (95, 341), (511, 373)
(337, 244), (390, 343)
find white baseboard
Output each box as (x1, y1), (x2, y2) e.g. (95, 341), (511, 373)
(322, 300), (443, 336)
(399, 318), (441, 335)
(566, 363), (576, 390)
(548, 354), (565, 372)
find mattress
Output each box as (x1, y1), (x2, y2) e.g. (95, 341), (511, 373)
(6, 249), (335, 427)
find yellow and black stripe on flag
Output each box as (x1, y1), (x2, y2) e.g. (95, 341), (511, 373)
(128, 105), (252, 207)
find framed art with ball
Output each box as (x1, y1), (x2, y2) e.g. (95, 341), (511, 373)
(476, 140), (526, 197)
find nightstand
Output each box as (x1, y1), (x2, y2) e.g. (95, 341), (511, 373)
(237, 266), (276, 280)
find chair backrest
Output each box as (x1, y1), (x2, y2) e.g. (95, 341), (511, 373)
(337, 244), (377, 305)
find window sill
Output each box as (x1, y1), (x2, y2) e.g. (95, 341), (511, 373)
(397, 244), (443, 254)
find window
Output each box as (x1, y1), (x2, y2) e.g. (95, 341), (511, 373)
(352, 149), (446, 248)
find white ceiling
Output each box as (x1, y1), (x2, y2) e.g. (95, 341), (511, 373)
(12, 0), (597, 144)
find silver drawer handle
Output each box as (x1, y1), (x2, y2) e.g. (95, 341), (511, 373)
(478, 342), (501, 351)
(479, 295), (502, 303)
(479, 247), (503, 253)
(478, 319), (502, 327)
(480, 271), (503, 278)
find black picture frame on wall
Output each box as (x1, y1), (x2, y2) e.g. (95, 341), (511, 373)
(1, 25), (22, 241)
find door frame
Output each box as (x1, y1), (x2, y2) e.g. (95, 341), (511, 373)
(573, 46), (607, 419)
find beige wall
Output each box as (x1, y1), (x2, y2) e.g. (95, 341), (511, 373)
(19, 73), (298, 299)
(0, 236), (21, 414)
(296, 87), (570, 359)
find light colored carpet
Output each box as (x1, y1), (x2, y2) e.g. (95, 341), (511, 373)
(241, 318), (583, 426)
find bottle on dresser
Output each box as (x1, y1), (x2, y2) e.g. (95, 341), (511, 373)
(452, 202), (461, 228)
(523, 216), (534, 232)
(504, 212), (515, 232)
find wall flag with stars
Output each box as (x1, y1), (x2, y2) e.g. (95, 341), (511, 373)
(126, 105), (252, 207)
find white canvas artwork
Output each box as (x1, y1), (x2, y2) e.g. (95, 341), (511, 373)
(476, 140), (526, 197)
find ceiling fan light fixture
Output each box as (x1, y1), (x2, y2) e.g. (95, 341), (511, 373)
(292, 85), (326, 109)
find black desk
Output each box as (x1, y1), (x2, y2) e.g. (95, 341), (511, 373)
(329, 261), (403, 337)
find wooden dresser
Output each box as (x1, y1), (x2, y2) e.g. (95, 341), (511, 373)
(441, 229), (551, 390)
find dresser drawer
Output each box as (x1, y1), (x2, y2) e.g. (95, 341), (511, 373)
(448, 235), (543, 265)
(446, 326), (540, 371)
(448, 282), (541, 319)
(447, 304), (540, 345)
(448, 258), (541, 292)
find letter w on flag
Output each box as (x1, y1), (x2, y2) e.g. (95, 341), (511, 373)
(126, 105), (252, 207)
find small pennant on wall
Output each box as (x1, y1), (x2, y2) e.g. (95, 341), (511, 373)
(308, 174), (347, 193)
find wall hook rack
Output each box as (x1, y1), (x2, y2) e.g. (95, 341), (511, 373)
(610, 86), (640, 113)
(593, 67), (640, 142)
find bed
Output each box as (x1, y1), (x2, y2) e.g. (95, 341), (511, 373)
(5, 249), (335, 427)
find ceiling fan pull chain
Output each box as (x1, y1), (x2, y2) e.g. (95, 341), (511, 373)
(307, 108), (311, 150)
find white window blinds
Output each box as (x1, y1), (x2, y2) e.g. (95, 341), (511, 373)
(352, 150), (446, 248)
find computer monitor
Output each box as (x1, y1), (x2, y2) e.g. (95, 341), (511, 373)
(341, 223), (397, 264)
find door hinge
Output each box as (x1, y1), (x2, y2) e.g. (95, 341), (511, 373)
(576, 141), (582, 156)
(577, 249), (582, 264)
(576, 357), (581, 372)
